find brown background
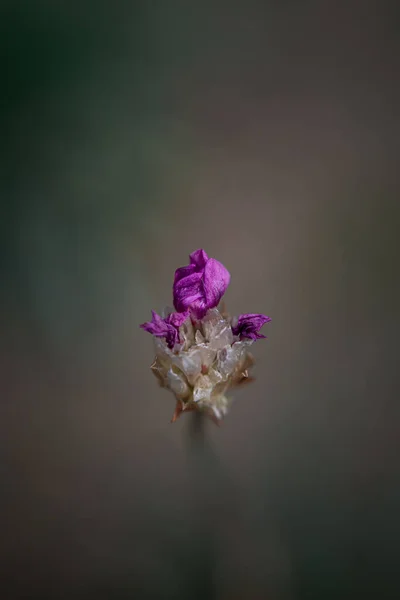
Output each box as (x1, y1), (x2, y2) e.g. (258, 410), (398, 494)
(1, 1), (399, 598)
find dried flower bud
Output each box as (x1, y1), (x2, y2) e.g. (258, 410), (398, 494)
(140, 310), (189, 349)
(231, 313), (272, 340)
(173, 249), (230, 318)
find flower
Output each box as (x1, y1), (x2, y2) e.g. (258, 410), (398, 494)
(232, 313), (272, 340)
(173, 249), (230, 318)
(140, 310), (189, 349)
(140, 249), (271, 423)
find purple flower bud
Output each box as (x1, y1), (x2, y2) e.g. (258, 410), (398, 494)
(232, 313), (271, 340)
(140, 310), (189, 349)
(173, 249), (230, 318)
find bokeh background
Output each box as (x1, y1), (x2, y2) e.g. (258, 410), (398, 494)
(1, 1), (399, 598)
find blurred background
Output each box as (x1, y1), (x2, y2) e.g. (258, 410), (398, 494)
(1, 1), (399, 598)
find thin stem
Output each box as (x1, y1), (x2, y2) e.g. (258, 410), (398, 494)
(186, 411), (216, 600)
(188, 408), (205, 449)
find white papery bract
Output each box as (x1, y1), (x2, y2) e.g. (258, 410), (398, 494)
(150, 307), (254, 422)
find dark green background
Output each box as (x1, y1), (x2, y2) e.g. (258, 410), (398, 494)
(1, 1), (399, 598)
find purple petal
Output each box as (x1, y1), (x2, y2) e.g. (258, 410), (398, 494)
(173, 263), (197, 285)
(173, 249), (230, 317)
(232, 313), (271, 340)
(190, 249), (209, 268)
(203, 258), (230, 311)
(165, 310), (190, 328)
(140, 310), (188, 349)
(173, 271), (204, 313)
(140, 310), (168, 336)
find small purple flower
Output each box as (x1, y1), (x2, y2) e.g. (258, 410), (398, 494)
(232, 313), (271, 340)
(140, 248), (272, 423)
(140, 310), (189, 349)
(173, 249), (230, 318)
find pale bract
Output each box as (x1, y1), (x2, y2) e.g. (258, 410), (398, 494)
(151, 307), (254, 422)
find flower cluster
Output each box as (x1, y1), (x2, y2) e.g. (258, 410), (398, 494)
(140, 249), (271, 423)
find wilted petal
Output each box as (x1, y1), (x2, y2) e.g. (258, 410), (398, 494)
(203, 258), (230, 313)
(173, 271), (204, 313)
(173, 263), (197, 285)
(232, 313), (271, 340)
(140, 310), (188, 349)
(189, 248), (209, 268)
(140, 310), (169, 336)
(173, 249), (230, 318)
(166, 310), (190, 328)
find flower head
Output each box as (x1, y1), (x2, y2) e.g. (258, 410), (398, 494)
(140, 249), (271, 423)
(173, 249), (230, 318)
